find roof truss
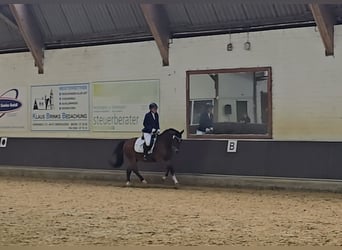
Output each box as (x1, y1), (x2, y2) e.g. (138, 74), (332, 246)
(309, 4), (335, 56)
(141, 4), (170, 66)
(9, 4), (44, 73)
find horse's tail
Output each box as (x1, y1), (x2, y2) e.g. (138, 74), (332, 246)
(112, 140), (125, 168)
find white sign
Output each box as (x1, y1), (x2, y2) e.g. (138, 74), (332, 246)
(31, 83), (89, 131)
(227, 140), (238, 153)
(92, 80), (160, 132)
(0, 87), (28, 131)
(0, 137), (7, 148)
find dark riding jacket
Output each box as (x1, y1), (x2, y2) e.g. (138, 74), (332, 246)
(198, 112), (213, 132)
(142, 111), (160, 133)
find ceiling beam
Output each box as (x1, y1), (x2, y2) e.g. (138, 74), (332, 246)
(141, 4), (170, 66)
(9, 4), (44, 73)
(309, 4), (335, 56)
(0, 10), (19, 31)
(1, 0), (342, 4)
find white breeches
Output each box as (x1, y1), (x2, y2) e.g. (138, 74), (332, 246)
(144, 133), (152, 146)
(196, 130), (205, 135)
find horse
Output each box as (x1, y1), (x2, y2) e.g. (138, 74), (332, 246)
(110, 128), (184, 186)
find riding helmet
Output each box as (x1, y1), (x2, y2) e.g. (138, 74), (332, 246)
(149, 103), (158, 109)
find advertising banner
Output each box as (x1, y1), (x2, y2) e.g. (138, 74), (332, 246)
(92, 80), (159, 132)
(31, 83), (89, 131)
(0, 87), (28, 131)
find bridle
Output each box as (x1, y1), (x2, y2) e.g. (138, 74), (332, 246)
(172, 134), (182, 143)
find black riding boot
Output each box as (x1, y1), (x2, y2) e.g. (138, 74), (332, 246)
(143, 144), (149, 160)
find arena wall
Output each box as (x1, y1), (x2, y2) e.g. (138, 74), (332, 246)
(0, 25), (342, 140)
(1, 25), (342, 180)
(1, 138), (342, 180)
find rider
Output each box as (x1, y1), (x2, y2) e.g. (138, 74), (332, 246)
(142, 103), (160, 160)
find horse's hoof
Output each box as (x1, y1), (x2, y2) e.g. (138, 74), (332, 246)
(126, 181), (131, 186)
(162, 176), (167, 181)
(142, 180), (148, 184)
(174, 182), (180, 189)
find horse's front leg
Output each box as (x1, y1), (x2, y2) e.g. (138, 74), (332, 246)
(162, 167), (170, 181)
(169, 166), (179, 185)
(163, 162), (178, 185)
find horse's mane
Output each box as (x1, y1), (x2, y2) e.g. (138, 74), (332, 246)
(160, 128), (179, 136)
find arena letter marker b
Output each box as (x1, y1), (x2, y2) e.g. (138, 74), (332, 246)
(227, 140), (237, 153)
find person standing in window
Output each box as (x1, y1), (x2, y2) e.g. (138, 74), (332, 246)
(196, 103), (214, 135)
(142, 103), (160, 160)
(239, 113), (251, 124)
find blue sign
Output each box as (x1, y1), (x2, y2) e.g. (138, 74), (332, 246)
(0, 89), (22, 118)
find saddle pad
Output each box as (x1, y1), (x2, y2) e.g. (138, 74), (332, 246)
(134, 138), (145, 153)
(134, 137), (155, 154)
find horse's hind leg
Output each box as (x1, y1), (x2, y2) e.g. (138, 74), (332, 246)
(129, 160), (147, 184)
(132, 168), (147, 184)
(126, 168), (132, 186)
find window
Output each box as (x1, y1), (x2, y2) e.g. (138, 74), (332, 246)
(186, 67), (272, 138)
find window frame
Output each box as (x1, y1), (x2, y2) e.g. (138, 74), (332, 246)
(186, 67), (273, 139)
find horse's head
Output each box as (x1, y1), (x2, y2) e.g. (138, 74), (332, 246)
(170, 129), (184, 154)
(159, 128), (184, 153)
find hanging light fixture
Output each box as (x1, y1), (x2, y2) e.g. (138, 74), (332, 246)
(244, 32), (251, 51)
(227, 33), (233, 51)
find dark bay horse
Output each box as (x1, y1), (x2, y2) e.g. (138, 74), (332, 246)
(110, 128), (184, 186)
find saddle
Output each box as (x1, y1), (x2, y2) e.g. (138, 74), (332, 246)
(134, 134), (157, 154)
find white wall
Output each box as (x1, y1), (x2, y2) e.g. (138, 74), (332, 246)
(189, 74), (215, 99)
(217, 72), (254, 122)
(1, 25), (342, 140)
